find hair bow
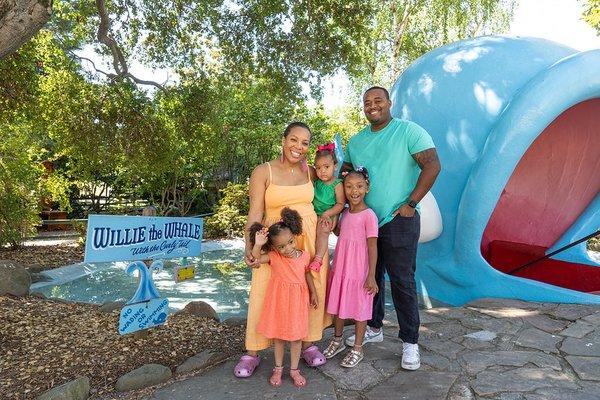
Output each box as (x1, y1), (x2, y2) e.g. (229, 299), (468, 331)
(317, 142), (335, 152)
(355, 165), (370, 182)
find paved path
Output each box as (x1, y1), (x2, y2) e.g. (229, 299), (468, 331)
(144, 298), (600, 399)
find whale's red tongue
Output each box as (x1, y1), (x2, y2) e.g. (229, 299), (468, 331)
(481, 98), (600, 293)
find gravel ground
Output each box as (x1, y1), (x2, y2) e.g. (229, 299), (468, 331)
(0, 296), (245, 399)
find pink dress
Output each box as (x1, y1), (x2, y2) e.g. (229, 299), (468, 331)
(326, 208), (379, 321)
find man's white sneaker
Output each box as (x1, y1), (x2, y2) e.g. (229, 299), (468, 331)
(401, 342), (420, 370)
(344, 327), (384, 347)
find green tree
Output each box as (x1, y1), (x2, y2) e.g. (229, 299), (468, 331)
(351, 0), (516, 88)
(3, 0), (375, 97)
(1, 1), (518, 236)
(40, 64), (172, 212)
(0, 128), (43, 247)
(0, 31), (73, 246)
(146, 73), (316, 214)
(582, 0), (600, 34)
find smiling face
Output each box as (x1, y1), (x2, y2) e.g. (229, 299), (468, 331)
(270, 228), (297, 258)
(282, 126), (311, 165)
(363, 88), (392, 128)
(315, 153), (337, 182)
(344, 173), (369, 208)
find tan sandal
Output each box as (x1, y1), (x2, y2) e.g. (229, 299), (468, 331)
(340, 349), (364, 368)
(323, 336), (346, 359)
(290, 368), (306, 387)
(269, 366), (283, 387)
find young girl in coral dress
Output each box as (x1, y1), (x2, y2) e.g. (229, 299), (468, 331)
(324, 167), (379, 368)
(249, 208), (319, 388)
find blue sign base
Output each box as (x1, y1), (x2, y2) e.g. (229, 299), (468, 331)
(118, 297), (169, 335)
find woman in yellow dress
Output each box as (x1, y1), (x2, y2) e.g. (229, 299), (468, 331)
(234, 122), (331, 377)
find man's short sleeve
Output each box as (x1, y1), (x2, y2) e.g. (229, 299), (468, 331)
(407, 122), (435, 155)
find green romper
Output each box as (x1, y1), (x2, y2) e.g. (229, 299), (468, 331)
(313, 179), (342, 216)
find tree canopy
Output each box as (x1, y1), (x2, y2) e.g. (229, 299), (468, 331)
(583, 0), (600, 35)
(0, 0), (516, 246)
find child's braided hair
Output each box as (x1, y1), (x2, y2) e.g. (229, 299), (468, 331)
(342, 165), (370, 184)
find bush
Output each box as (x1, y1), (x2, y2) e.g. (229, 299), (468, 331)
(204, 183), (248, 239)
(0, 131), (42, 248)
(72, 220), (88, 247)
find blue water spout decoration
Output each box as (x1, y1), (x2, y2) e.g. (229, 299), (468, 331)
(126, 260), (164, 304)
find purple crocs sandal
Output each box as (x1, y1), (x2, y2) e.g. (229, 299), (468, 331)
(234, 355), (260, 378)
(301, 345), (326, 367)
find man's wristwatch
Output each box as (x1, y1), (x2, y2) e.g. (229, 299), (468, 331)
(408, 200), (418, 209)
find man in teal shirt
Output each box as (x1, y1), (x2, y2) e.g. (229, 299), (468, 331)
(342, 86), (441, 370)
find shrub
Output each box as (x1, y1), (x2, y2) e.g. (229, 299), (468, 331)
(0, 131), (42, 248)
(72, 220), (88, 247)
(204, 183), (248, 239)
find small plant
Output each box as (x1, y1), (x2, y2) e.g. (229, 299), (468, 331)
(72, 220), (88, 247)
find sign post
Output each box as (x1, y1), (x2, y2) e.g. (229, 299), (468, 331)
(84, 214), (203, 335)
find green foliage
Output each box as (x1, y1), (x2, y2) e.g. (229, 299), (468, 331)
(1, 1), (517, 235)
(42, 173), (72, 212)
(0, 34), (73, 246)
(42, 0), (375, 97)
(0, 130), (43, 248)
(41, 71), (171, 212)
(303, 106), (364, 151)
(72, 220), (88, 247)
(204, 183), (249, 238)
(582, 0), (600, 34)
(351, 0), (516, 88)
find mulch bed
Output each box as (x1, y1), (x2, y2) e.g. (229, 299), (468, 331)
(0, 244), (84, 272)
(0, 296), (245, 399)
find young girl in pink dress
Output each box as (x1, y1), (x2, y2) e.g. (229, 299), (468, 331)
(324, 166), (379, 368)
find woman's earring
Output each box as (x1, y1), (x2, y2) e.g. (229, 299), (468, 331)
(280, 148), (284, 163)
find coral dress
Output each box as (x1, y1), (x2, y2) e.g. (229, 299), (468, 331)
(326, 208), (379, 321)
(245, 162), (331, 351)
(256, 250), (310, 341)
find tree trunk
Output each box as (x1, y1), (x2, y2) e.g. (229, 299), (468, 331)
(0, 0), (52, 59)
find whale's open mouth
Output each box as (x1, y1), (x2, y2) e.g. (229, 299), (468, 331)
(481, 98), (600, 294)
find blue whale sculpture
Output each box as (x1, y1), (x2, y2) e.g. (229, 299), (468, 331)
(391, 36), (600, 306)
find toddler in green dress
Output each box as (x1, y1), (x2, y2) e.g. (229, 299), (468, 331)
(309, 143), (346, 272)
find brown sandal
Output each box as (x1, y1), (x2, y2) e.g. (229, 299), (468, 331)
(269, 366), (283, 387)
(289, 368), (306, 387)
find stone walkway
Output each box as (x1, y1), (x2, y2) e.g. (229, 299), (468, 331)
(145, 298), (600, 399)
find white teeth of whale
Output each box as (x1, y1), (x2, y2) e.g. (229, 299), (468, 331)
(419, 192), (443, 243)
